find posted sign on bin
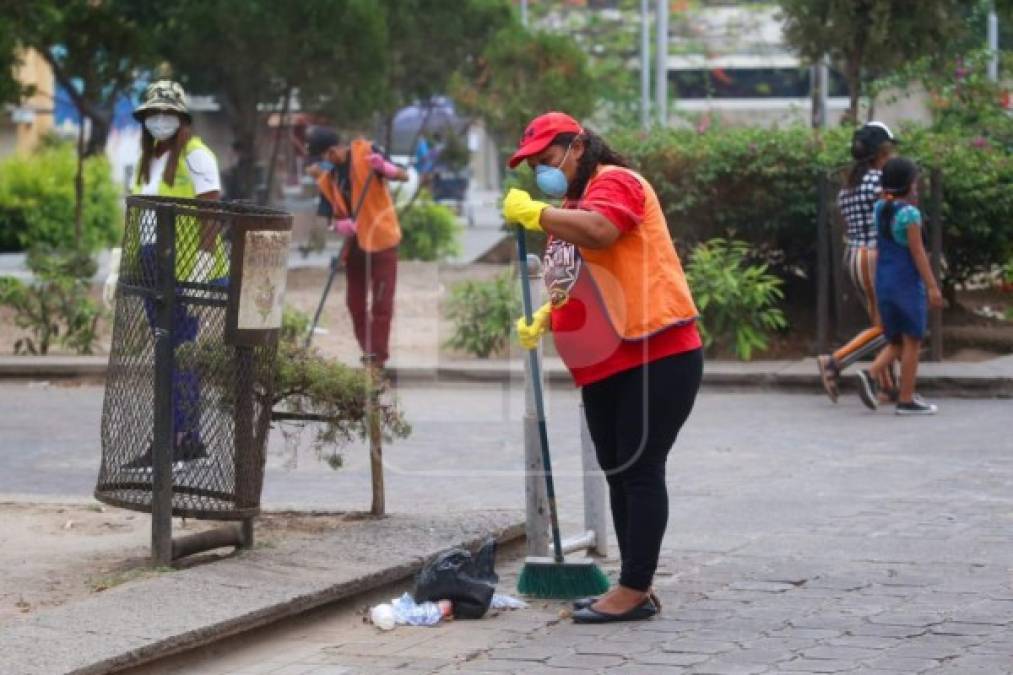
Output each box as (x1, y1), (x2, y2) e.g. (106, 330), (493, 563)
(228, 228), (291, 344)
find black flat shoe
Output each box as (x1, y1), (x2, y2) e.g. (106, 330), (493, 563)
(572, 597), (657, 624)
(573, 591), (663, 612)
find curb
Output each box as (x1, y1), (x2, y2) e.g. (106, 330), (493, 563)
(1, 356), (1010, 398)
(0, 355), (108, 380)
(0, 511), (525, 675)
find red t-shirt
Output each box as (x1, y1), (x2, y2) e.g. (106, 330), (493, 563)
(545, 169), (701, 387)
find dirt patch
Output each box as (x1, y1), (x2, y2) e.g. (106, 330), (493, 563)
(0, 502), (361, 624)
(285, 261), (508, 363)
(0, 262), (510, 362)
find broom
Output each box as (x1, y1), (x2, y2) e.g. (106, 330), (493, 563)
(513, 228), (610, 599)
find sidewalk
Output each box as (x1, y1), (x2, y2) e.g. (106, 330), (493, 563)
(0, 510), (523, 675)
(3, 354), (1011, 397)
(104, 393), (1013, 675)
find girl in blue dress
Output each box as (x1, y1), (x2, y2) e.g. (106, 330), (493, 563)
(855, 157), (944, 415)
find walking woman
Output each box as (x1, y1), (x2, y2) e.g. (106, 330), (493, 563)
(116, 80), (226, 468)
(503, 112), (703, 623)
(816, 122), (899, 401)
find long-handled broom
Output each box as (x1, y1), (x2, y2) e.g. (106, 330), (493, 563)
(514, 228), (610, 599)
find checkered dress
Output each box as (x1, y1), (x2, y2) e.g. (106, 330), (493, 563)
(837, 169), (882, 249)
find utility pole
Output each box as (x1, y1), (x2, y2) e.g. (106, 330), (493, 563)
(641, 0), (651, 129)
(987, 0), (999, 82)
(521, 0), (528, 27)
(655, 0), (668, 127)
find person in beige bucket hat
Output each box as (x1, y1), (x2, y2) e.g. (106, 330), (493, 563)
(109, 79), (225, 470)
(132, 80), (192, 123)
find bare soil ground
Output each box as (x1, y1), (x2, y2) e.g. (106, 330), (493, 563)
(0, 262), (509, 362)
(0, 501), (366, 624)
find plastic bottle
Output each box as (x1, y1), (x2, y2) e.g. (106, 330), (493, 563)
(391, 592), (443, 626)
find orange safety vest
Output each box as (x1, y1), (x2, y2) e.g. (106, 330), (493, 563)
(578, 165), (698, 339)
(317, 138), (402, 252)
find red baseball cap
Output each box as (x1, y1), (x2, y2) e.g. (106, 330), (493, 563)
(508, 112), (584, 168)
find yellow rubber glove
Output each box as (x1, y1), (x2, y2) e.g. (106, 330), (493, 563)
(502, 188), (549, 232)
(516, 302), (552, 350)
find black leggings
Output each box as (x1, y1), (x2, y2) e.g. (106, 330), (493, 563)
(581, 348), (703, 591)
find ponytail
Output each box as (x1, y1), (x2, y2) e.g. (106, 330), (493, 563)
(877, 198), (898, 244)
(550, 129), (630, 200)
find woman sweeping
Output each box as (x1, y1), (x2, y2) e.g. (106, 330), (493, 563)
(503, 112), (703, 623)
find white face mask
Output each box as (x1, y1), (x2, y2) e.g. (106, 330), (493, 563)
(144, 113), (181, 141)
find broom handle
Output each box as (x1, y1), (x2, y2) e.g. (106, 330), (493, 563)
(516, 229), (565, 563)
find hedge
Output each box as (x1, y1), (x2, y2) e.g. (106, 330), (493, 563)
(0, 142), (121, 253)
(609, 124), (1012, 290)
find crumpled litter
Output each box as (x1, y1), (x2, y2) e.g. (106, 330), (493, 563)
(369, 540), (527, 631)
(490, 593), (528, 610)
(369, 592), (452, 630)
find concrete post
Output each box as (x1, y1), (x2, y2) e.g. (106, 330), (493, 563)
(988, 2), (999, 83)
(521, 253), (549, 557)
(641, 0), (651, 130)
(655, 0), (668, 127)
(579, 404), (609, 557)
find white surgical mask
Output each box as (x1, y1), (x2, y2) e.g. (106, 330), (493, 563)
(144, 113), (181, 141)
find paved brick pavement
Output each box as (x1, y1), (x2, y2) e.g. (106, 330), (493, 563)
(121, 390), (1011, 674)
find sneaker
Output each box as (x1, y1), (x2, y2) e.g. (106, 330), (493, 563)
(816, 355), (839, 403)
(122, 439), (208, 471)
(175, 437), (208, 463)
(856, 370), (879, 410)
(123, 445), (154, 470)
(896, 397), (938, 416)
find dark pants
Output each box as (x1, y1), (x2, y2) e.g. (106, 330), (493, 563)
(346, 239), (398, 366)
(581, 348), (703, 591)
(140, 244), (226, 447)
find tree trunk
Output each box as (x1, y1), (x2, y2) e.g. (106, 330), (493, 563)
(83, 112), (111, 157)
(221, 90), (261, 201)
(74, 120), (85, 249)
(261, 85), (292, 206)
(845, 59), (862, 125)
(384, 110), (395, 154)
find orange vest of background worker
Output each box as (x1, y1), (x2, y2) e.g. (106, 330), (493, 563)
(307, 128), (407, 370)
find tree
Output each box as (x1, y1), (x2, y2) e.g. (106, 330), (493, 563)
(376, 0), (514, 148)
(158, 0), (388, 200)
(778, 0), (969, 123)
(3, 0), (159, 157)
(0, 18), (30, 108)
(1, 0), (160, 246)
(522, 0), (642, 119)
(450, 28), (597, 149)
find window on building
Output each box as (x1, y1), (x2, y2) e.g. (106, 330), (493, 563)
(670, 68), (849, 99)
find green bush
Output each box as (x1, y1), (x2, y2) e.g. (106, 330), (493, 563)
(0, 142), (121, 252)
(398, 191), (462, 261)
(0, 247), (103, 355)
(900, 126), (1013, 289)
(613, 126), (835, 282)
(444, 269), (520, 358)
(686, 238), (788, 361)
(610, 124), (1012, 291)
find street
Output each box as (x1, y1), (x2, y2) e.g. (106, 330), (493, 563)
(1, 381), (1011, 673)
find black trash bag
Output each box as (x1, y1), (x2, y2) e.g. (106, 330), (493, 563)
(414, 537), (498, 619)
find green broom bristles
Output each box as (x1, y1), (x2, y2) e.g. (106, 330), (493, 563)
(517, 556), (611, 600)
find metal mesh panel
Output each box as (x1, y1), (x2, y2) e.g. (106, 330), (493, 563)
(97, 197), (288, 520)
